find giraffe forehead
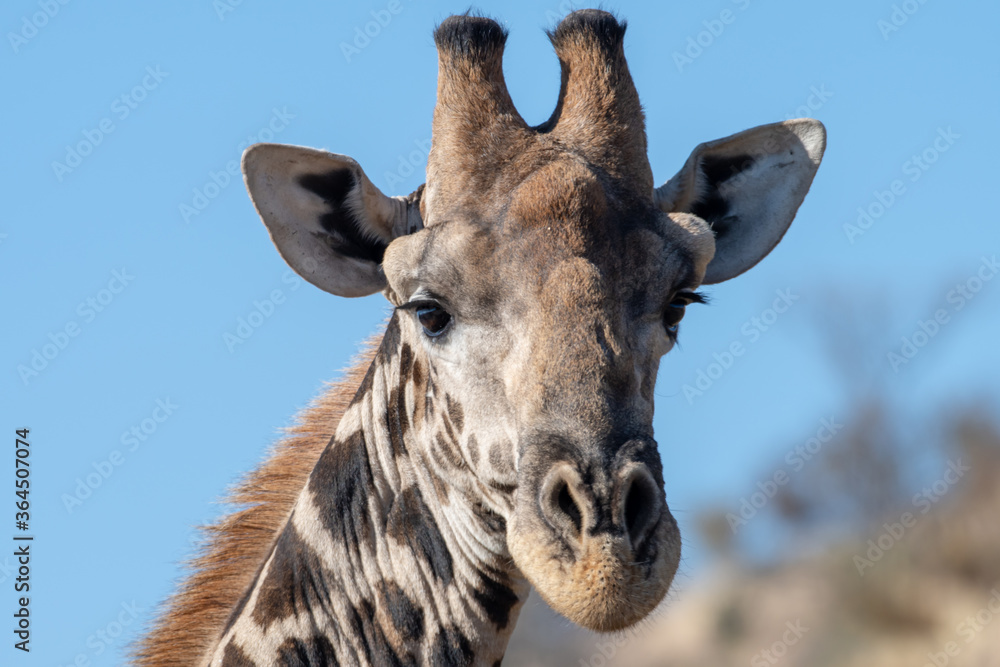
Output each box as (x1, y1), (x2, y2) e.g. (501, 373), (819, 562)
(506, 158), (608, 237)
(432, 187), (670, 283)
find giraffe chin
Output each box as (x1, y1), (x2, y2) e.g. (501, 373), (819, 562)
(509, 515), (681, 632)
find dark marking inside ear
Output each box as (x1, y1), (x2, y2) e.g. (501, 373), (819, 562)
(302, 168), (354, 207)
(298, 169), (388, 264)
(700, 153), (756, 186)
(690, 154), (756, 229)
(277, 635), (339, 666)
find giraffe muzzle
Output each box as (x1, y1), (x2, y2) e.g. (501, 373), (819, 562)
(508, 443), (681, 632)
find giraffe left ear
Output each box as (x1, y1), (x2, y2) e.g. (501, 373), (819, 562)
(242, 143), (424, 297)
(655, 119), (826, 284)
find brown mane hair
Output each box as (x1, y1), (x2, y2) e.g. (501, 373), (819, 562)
(132, 336), (381, 666)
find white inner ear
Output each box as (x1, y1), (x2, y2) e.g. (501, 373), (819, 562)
(706, 151), (808, 278)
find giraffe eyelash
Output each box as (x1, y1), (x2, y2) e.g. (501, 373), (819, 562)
(664, 290), (708, 339)
(675, 290), (708, 306)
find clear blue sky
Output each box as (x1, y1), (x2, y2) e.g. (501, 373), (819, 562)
(3, 0), (998, 664)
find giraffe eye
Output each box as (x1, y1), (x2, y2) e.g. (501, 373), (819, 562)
(663, 290), (707, 335)
(663, 299), (687, 333)
(416, 305), (452, 337)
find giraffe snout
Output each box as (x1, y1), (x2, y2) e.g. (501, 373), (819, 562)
(508, 435), (680, 631)
(510, 452), (679, 632)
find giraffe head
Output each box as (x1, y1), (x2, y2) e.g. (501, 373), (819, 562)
(242, 11), (824, 633)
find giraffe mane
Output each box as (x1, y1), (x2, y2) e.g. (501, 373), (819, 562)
(131, 334), (382, 667)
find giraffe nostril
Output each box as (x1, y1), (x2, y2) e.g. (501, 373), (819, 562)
(622, 470), (660, 552)
(539, 466), (587, 541)
(557, 482), (583, 535)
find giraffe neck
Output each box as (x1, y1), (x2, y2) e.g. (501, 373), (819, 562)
(209, 318), (529, 666)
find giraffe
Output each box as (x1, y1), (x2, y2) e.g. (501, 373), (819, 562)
(136, 10), (825, 667)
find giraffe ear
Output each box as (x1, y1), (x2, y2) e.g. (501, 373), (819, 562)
(242, 143), (424, 297)
(655, 119), (826, 285)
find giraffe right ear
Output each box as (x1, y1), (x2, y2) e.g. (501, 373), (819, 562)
(654, 119), (825, 285)
(242, 143), (424, 297)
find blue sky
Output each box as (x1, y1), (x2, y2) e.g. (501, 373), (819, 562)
(3, 0), (998, 664)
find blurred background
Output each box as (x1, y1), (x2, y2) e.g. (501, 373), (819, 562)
(2, 0), (998, 665)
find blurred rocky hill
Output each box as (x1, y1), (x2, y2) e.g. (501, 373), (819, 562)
(505, 408), (1000, 666)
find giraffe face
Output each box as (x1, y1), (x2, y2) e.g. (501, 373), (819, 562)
(379, 155), (712, 630)
(242, 9), (824, 635)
